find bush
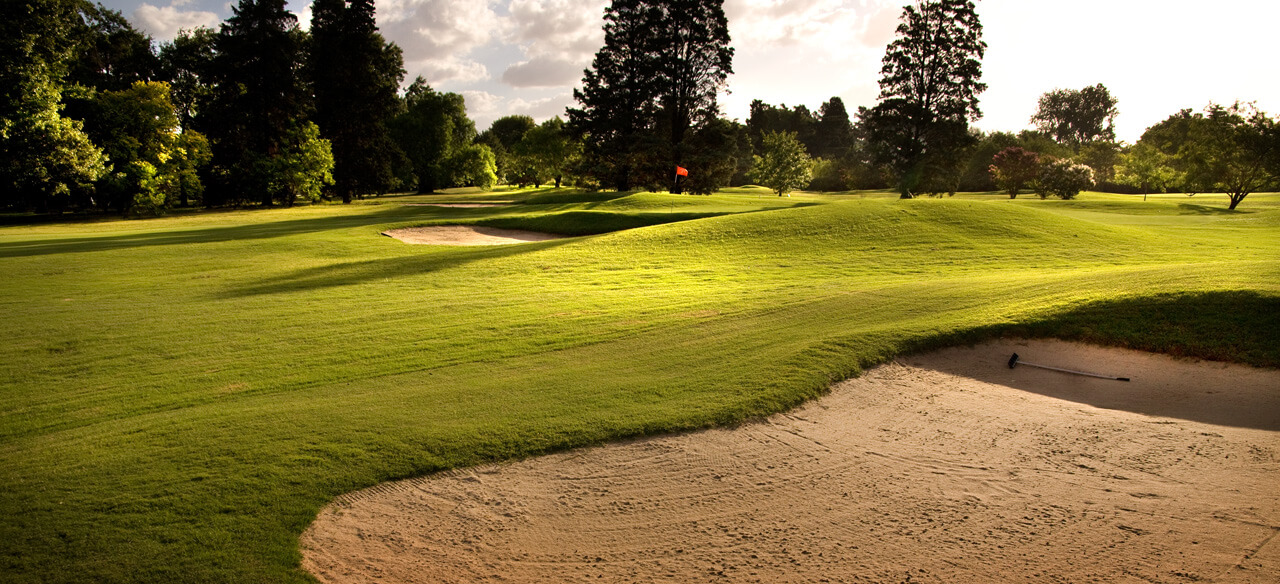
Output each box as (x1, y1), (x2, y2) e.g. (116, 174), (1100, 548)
(1036, 158), (1094, 199)
(808, 158), (848, 191)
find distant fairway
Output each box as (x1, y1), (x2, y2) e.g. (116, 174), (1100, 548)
(1, 188), (1278, 583)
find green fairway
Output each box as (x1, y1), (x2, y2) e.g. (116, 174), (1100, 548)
(1, 190), (1278, 583)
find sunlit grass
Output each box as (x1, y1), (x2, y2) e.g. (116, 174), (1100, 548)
(1, 191), (1277, 583)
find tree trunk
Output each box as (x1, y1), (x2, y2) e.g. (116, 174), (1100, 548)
(1228, 193), (1245, 210)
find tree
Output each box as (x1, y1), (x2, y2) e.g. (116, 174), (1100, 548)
(752, 131), (811, 196)
(678, 117), (746, 195)
(1036, 158), (1093, 200)
(447, 144), (497, 190)
(158, 27), (217, 132)
(988, 146), (1039, 198)
(203, 0), (310, 206)
(1115, 143), (1177, 200)
(260, 122), (334, 205)
(569, 0), (733, 193)
(0, 0), (108, 211)
(747, 100), (817, 155)
(1031, 84), (1118, 148)
(478, 115), (536, 184)
(1141, 104), (1277, 208)
(66, 2), (160, 92)
(812, 97), (856, 160)
(865, 0), (986, 198)
(309, 0), (406, 202)
(389, 78), (475, 193)
(513, 117), (580, 188)
(1076, 140), (1120, 183)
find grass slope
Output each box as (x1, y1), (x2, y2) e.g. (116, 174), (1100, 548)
(1, 191), (1277, 583)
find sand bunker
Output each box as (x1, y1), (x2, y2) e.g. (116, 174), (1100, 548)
(383, 225), (567, 246)
(302, 339), (1280, 583)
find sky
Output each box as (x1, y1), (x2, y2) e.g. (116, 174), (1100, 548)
(113, 0), (1280, 143)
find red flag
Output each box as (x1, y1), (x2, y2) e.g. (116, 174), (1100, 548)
(675, 166), (688, 177)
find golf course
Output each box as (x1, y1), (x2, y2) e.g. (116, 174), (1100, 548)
(2, 188), (1278, 583)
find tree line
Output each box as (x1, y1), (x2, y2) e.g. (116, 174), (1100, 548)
(0, 0), (536, 214)
(566, 0), (1279, 206)
(5, 0), (1277, 214)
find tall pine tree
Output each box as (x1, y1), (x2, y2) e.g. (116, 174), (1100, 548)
(569, 0), (732, 192)
(865, 0), (985, 197)
(309, 0), (406, 202)
(205, 0), (310, 206)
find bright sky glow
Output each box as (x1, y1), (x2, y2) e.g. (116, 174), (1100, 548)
(111, 0), (1280, 142)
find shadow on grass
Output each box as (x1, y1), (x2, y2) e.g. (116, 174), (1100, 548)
(999, 290), (1280, 369)
(0, 206), (433, 258)
(1176, 203), (1246, 215)
(222, 237), (576, 298)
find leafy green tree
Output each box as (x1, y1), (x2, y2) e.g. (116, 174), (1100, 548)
(1140, 108), (1212, 194)
(261, 122), (334, 205)
(0, 0), (108, 211)
(1115, 143), (1177, 200)
(747, 100), (817, 155)
(309, 0), (406, 202)
(204, 0), (310, 206)
(66, 2), (159, 92)
(1076, 140), (1120, 184)
(447, 144), (497, 190)
(513, 117), (580, 188)
(676, 117), (745, 195)
(389, 78), (475, 192)
(83, 81), (213, 213)
(1142, 104), (1277, 208)
(158, 27), (217, 132)
(752, 131), (811, 196)
(988, 146), (1039, 198)
(569, 0), (733, 192)
(1031, 84), (1118, 148)
(865, 0), (986, 198)
(166, 129), (212, 207)
(1036, 158), (1093, 200)
(478, 115), (536, 185)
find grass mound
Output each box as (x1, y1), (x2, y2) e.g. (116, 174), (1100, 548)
(0, 192), (1276, 583)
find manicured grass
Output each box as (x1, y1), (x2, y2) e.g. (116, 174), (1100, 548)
(1, 191), (1277, 583)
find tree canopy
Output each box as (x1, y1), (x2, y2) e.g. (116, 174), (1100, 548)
(569, 0), (733, 193)
(865, 0), (986, 198)
(309, 0), (405, 202)
(752, 131), (811, 197)
(1031, 84), (1118, 148)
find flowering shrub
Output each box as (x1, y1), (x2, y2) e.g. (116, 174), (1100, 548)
(1036, 158), (1094, 200)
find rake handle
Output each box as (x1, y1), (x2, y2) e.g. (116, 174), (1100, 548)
(1008, 353), (1130, 382)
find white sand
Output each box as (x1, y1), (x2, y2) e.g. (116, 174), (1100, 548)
(302, 339), (1280, 583)
(382, 225), (567, 246)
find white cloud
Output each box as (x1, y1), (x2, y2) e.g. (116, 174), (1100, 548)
(461, 90), (504, 122)
(506, 0), (606, 60)
(133, 3), (221, 41)
(374, 0), (507, 86)
(496, 0), (605, 90)
(501, 56), (583, 88)
(464, 90), (574, 130)
(405, 56), (490, 85)
(719, 0), (901, 121)
(507, 93), (575, 120)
